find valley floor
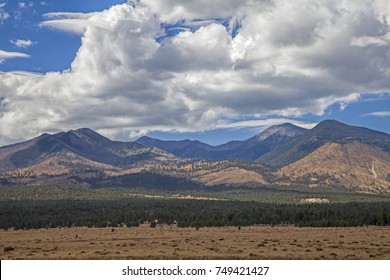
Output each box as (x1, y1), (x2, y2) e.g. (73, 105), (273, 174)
(1, 225), (389, 260)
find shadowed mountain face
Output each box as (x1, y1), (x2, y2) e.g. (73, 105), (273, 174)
(136, 123), (308, 161)
(0, 133), (67, 172)
(0, 128), (176, 172)
(53, 128), (148, 166)
(135, 137), (218, 160)
(257, 120), (390, 167)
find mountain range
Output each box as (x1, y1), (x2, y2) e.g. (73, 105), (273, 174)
(136, 122), (308, 161)
(0, 128), (176, 172)
(0, 120), (389, 193)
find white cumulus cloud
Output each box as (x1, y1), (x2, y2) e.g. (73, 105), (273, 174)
(0, 0), (390, 144)
(40, 12), (98, 35)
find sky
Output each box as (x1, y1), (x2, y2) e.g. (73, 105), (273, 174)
(0, 0), (389, 146)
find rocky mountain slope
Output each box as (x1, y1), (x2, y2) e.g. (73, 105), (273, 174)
(279, 142), (390, 193)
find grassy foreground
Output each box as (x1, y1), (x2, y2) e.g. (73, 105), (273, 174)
(1, 225), (389, 260)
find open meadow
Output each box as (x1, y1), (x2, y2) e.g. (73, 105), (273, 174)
(1, 225), (389, 260)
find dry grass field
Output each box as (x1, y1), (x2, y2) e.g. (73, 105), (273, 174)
(1, 225), (389, 260)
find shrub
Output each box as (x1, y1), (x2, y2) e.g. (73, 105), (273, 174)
(4, 246), (15, 252)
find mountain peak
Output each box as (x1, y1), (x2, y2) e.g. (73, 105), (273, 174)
(319, 119), (341, 124)
(256, 123), (308, 141)
(312, 120), (389, 139)
(74, 128), (97, 134)
(314, 119), (345, 128)
(257, 119), (390, 167)
(137, 135), (152, 141)
(58, 127), (111, 145)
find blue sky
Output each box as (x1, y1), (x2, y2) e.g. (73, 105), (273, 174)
(0, 0), (126, 72)
(0, 0), (389, 145)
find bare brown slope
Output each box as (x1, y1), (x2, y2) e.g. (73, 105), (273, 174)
(279, 142), (390, 193)
(8, 151), (120, 177)
(195, 167), (268, 187)
(149, 160), (271, 187)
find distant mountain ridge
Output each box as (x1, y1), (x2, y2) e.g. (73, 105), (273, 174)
(136, 137), (218, 160)
(136, 123), (308, 161)
(257, 120), (390, 166)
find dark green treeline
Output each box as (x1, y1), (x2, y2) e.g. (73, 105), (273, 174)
(0, 199), (389, 229)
